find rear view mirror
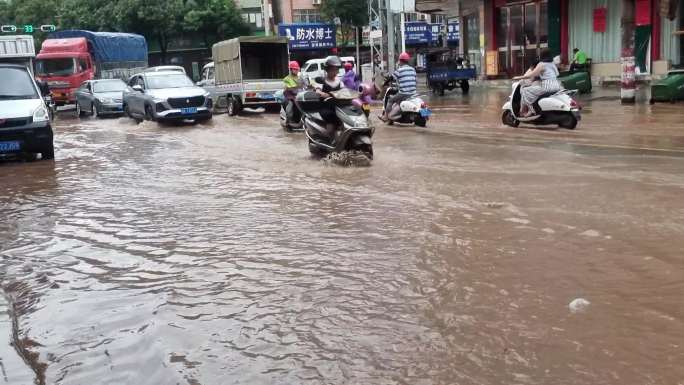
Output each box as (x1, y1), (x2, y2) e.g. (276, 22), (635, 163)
(37, 80), (50, 97)
(132, 85), (143, 92)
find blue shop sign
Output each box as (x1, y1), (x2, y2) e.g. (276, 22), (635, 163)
(447, 22), (459, 42)
(278, 23), (336, 50)
(405, 21), (460, 45)
(405, 22), (430, 45)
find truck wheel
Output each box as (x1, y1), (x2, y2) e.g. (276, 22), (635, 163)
(76, 102), (85, 117)
(41, 144), (55, 160)
(460, 80), (470, 94)
(227, 97), (241, 116)
(414, 116), (427, 127)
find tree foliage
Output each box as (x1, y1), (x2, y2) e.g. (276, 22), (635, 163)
(320, 0), (368, 46)
(0, 0), (251, 62)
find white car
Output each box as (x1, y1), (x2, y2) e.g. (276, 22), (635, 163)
(301, 56), (356, 87)
(0, 63), (54, 159)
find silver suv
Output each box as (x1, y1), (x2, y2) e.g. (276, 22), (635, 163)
(123, 71), (212, 123)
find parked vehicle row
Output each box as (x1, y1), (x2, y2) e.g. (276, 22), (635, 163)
(73, 68), (214, 124)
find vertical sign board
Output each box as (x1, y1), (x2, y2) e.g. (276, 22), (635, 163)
(429, 23), (441, 44)
(593, 8), (607, 33)
(447, 22), (459, 43)
(278, 24), (336, 50)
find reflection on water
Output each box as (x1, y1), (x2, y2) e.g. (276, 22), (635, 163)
(2, 96), (684, 384)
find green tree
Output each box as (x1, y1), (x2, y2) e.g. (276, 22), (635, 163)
(183, 0), (251, 48)
(320, 0), (368, 46)
(113, 0), (186, 63)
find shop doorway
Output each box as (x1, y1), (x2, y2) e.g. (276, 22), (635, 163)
(497, 1), (548, 77)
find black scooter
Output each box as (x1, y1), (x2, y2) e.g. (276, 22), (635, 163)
(295, 89), (374, 159)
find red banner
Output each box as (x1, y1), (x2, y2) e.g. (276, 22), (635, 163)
(635, 0), (652, 26)
(593, 8), (607, 32)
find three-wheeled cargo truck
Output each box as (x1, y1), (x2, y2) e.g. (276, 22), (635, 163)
(202, 36), (289, 116)
(424, 48), (477, 96)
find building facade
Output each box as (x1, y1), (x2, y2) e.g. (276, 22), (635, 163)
(418, 0), (683, 79)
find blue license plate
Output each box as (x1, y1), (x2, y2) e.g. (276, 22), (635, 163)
(181, 107), (197, 115)
(420, 108), (432, 118)
(259, 93), (275, 100)
(0, 140), (20, 153)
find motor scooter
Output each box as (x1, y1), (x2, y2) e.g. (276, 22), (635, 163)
(296, 88), (374, 159)
(502, 81), (581, 129)
(275, 90), (304, 132)
(381, 77), (431, 127)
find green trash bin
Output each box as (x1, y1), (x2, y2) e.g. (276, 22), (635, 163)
(650, 70), (684, 104)
(559, 71), (592, 94)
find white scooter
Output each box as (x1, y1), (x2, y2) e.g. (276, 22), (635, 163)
(381, 77), (431, 127)
(502, 81), (581, 129)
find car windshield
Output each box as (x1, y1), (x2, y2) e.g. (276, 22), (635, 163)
(35, 58), (76, 76)
(146, 74), (194, 89)
(0, 67), (39, 100)
(93, 80), (127, 93)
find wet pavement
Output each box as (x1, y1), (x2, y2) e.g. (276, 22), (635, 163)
(1, 88), (683, 384)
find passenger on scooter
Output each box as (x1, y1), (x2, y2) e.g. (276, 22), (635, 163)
(283, 61), (305, 123)
(513, 52), (561, 118)
(314, 56), (343, 98)
(380, 52), (416, 122)
(342, 62), (359, 90)
(314, 56), (343, 135)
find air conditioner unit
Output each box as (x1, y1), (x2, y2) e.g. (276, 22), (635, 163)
(312, 0), (321, 5)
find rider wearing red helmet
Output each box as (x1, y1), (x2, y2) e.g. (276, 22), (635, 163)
(381, 52), (417, 122)
(283, 60), (305, 122)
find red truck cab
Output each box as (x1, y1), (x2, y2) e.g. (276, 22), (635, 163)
(35, 38), (94, 105)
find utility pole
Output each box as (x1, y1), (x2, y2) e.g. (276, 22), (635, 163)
(620, 0), (636, 104)
(387, 7), (396, 72)
(368, 0), (386, 80)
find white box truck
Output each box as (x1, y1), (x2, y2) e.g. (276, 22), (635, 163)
(199, 36), (289, 116)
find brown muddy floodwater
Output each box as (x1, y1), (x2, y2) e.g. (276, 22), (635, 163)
(1, 92), (684, 385)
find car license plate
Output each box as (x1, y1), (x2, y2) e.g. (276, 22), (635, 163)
(420, 108), (432, 118)
(0, 140), (20, 153)
(181, 107), (197, 115)
(259, 93), (274, 100)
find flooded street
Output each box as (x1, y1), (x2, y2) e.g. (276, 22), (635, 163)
(2, 90), (684, 384)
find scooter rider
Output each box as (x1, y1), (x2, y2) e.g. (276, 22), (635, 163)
(342, 62), (359, 90)
(313, 56), (344, 136)
(314, 56), (343, 98)
(380, 52), (417, 122)
(283, 61), (305, 123)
